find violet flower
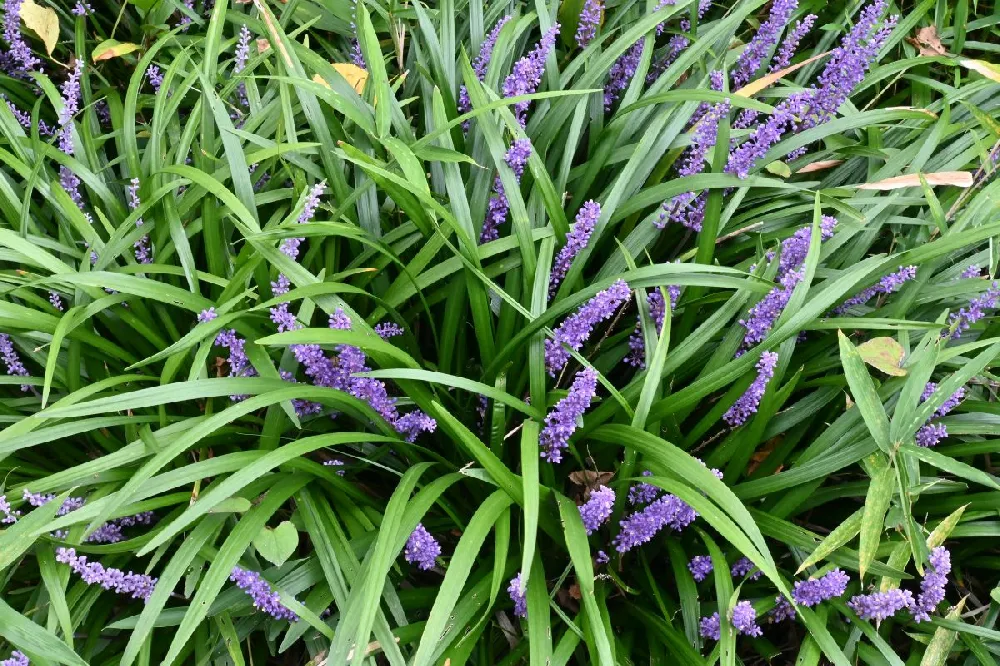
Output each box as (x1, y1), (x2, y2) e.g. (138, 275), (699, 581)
(688, 555), (713, 582)
(544, 279), (630, 375)
(539, 367), (598, 463)
(832, 266), (917, 315)
(323, 459), (346, 476)
(71, 1), (91, 14)
(508, 573), (527, 617)
(57, 62), (88, 219)
(229, 566), (299, 621)
(595, 550), (610, 564)
(404, 523), (441, 570)
(770, 596), (796, 622)
(575, 0), (601, 48)
(792, 568), (849, 606)
(915, 422), (948, 448)
(731, 0), (799, 89)
(481, 138), (532, 243)
(770, 15), (816, 73)
(627, 470), (660, 505)
(49, 291), (64, 311)
(56, 547), (157, 601)
(374, 322), (404, 338)
(913, 546), (950, 622)
(612, 493), (698, 552)
(646, 35), (688, 85)
(848, 588), (915, 622)
(0, 494), (20, 523)
(3, 0), (41, 75)
(0, 333), (30, 391)
(604, 41), (644, 110)
(3, 96), (53, 135)
(626, 287), (679, 368)
(731, 556), (762, 581)
(146, 65), (163, 93)
(776, 215), (837, 280)
(549, 200), (600, 297)
(723, 351), (778, 427)
(914, 382), (964, 448)
(459, 16), (511, 119)
(731, 600), (763, 637)
(945, 281), (1000, 339)
(737, 269), (802, 352)
(699, 612), (721, 640)
(961, 264), (982, 279)
(578, 485), (615, 534)
(198, 308), (217, 323)
(502, 24), (560, 127)
(128, 178), (152, 264)
(0, 651), (28, 666)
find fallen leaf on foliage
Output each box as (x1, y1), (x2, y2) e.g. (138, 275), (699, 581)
(256, 38), (270, 54)
(92, 39), (140, 62)
(568, 469), (615, 489)
(734, 51), (828, 98)
(312, 63), (368, 94)
(746, 438), (781, 476)
(20, 0), (58, 56)
(857, 337), (907, 376)
(856, 171), (974, 190)
(907, 26), (947, 56)
(846, 393), (854, 410)
(796, 159), (844, 174)
(960, 58), (1000, 83)
(568, 582), (582, 600)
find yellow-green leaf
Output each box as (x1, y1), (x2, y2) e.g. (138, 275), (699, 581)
(960, 58), (1000, 83)
(919, 598), (966, 666)
(857, 337), (907, 376)
(20, 0), (58, 56)
(92, 39), (140, 62)
(765, 161), (792, 179)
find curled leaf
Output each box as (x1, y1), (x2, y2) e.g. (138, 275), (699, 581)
(796, 159), (844, 174)
(907, 26), (947, 56)
(856, 171), (974, 190)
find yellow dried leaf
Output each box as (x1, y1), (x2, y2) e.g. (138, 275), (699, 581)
(796, 159), (844, 174)
(856, 171), (974, 190)
(312, 63), (368, 94)
(857, 337), (907, 377)
(734, 52), (828, 98)
(92, 39), (140, 62)
(960, 58), (1000, 83)
(20, 0), (58, 56)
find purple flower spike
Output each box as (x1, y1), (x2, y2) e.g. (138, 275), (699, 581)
(916, 422), (948, 448)
(833, 266), (917, 314)
(628, 470), (660, 505)
(770, 596), (796, 622)
(578, 485), (615, 534)
(699, 612), (721, 640)
(49, 291), (64, 311)
(738, 268), (803, 352)
(146, 65), (163, 93)
(539, 367), (598, 463)
(596, 550), (610, 564)
(3, 0), (42, 75)
(913, 546), (950, 622)
(458, 16), (511, 119)
(777, 216), (837, 280)
(549, 200), (600, 297)
(771, 15), (817, 73)
(56, 547), (157, 601)
(731, 556), (762, 581)
(0, 333), (30, 391)
(229, 566), (299, 621)
(625, 287), (678, 368)
(731, 600), (763, 637)
(961, 264), (982, 279)
(72, 1), (91, 15)
(299, 182), (325, 224)
(198, 308), (218, 323)
(502, 24), (560, 127)
(792, 568), (849, 606)
(945, 281), (1000, 339)
(544, 279), (630, 375)
(848, 588), (915, 622)
(235, 25), (251, 73)
(404, 523), (441, 570)
(0, 495), (20, 523)
(731, 0), (799, 89)
(723, 351), (778, 427)
(575, 0), (602, 48)
(613, 493), (698, 552)
(128, 178), (152, 264)
(688, 555), (714, 582)
(604, 41), (644, 109)
(0, 651), (28, 666)
(481, 138), (532, 244)
(393, 411), (437, 442)
(323, 459), (346, 476)
(508, 573), (527, 617)
(374, 322), (404, 338)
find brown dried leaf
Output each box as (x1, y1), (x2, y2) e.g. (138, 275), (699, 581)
(796, 159), (844, 174)
(856, 171), (974, 190)
(568, 470), (615, 489)
(735, 52), (828, 98)
(256, 38), (270, 54)
(907, 25), (947, 56)
(746, 438), (781, 476)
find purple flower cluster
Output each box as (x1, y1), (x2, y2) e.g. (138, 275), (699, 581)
(699, 613), (721, 640)
(726, 0), (896, 178)
(627, 470), (659, 505)
(776, 216), (838, 280)
(128, 178), (152, 264)
(215, 329), (256, 395)
(544, 279), (630, 375)
(737, 269), (802, 352)
(539, 367), (598, 463)
(481, 138), (532, 244)
(578, 485), (615, 534)
(770, 596), (796, 622)
(626, 287), (679, 367)
(234, 25), (252, 110)
(916, 422), (948, 448)
(323, 459), (346, 475)
(3, 96), (53, 135)
(723, 351), (778, 427)
(3, 0), (41, 75)
(848, 588), (915, 622)
(792, 568), (849, 606)
(961, 264), (982, 279)
(458, 16), (511, 120)
(646, 36), (688, 85)
(49, 291), (64, 311)
(198, 307), (217, 323)
(374, 322), (404, 338)
(71, 1), (91, 14)
(731, 556), (762, 581)
(914, 546), (950, 622)
(832, 266), (917, 314)
(56, 547), (157, 601)
(945, 281), (1000, 339)
(771, 15), (817, 73)
(0, 651), (28, 666)
(0, 333), (30, 391)
(86, 511), (155, 544)
(549, 200), (600, 297)
(915, 382), (965, 448)
(229, 566), (299, 621)
(731, 0), (799, 89)
(700, 601), (762, 641)
(146, 65), (163, 93)
(404, 523), (441, 570)
(501, 24), (560, 127)
(575, 0), (602, 48)
(688, 555), (713, 582)
(0, 494), (19, 523)
(604, 41), (644, 109)
(57, 62), (89, 220)
(508, 573), (527, 617)
(613, 492), (697, 552)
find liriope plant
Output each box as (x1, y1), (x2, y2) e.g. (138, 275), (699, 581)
(1, 0), (1000, 663)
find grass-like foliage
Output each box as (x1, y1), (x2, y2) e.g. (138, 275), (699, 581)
(2, 0), (1000, 662)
